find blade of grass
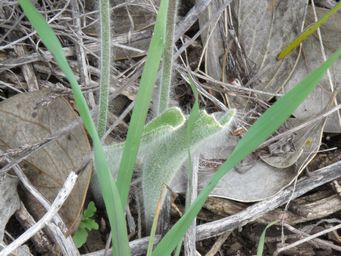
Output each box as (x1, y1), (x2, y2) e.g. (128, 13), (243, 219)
(257, 221), (278, 256)
(173, 242), (182, 256)
(146, 186), (168, 256)
(185, 74), (200, 206)
(277, 1), (341, 60)
(116, 0), (168, 207)
(152, 49), (341, 255)
(181, 74), (200, 254)
(18, 1), (130, 255)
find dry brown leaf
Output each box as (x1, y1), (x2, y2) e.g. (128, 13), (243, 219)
(284, 6), (341, 133)
(260, 118), (325, 169)
(0, 90), (92, 233)
(0, 174), (20, 242)
(170, 135), (298, 202)
(232, 0), (308, 99)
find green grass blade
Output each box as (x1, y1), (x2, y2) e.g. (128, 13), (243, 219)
(185, 74), (200, 203)
(174, 241), (182, 256)
(18, 1), (130, 255)
(277, 1), (341, 60)
(173, 74), (200, 256)
(152, 49), (341, 255)
(183, 74), (200, 251)
(257, 221), (278, 256)
(116, 0), (168, 207)
(146, 186), (167, 256)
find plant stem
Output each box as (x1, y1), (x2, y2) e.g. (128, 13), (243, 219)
(97, 0), (111, 138)
(157, 0), (178, 115)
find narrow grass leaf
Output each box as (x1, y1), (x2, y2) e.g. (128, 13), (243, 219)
(186, 74), (200, 164)
(185, 74), (200, 203)
(116, 0), (169, 207)
(257, 221), (278, 256)
(181, 74), (200, 253)
(152, 49), (341, 256)
(173, 74), (200, 255)
(174, 242), (182, 256)
(146, 186), (168, 256)
(19, 1), (130, 255)
(277, 1), (341, 60)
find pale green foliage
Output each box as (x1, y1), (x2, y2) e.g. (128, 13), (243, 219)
(156, 0), (179, 114)
(72, 202), (99, 248)
(91, 107), (185, 205)
(97, 0), (112, 137)
(143, 109), (235, 228)
(257, 221), (278, 256)
(102, 107), (235, 228)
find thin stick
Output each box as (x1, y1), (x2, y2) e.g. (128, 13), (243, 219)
(82, 236), (161, 256)
(83, 162), (341, 255)
(70, 0), (95, 109)
(311, 0), (341, 128)
(275, 223), (341, 255)
(196, 160), (341, 241)
(0, 117), (85, 175)
(261, 104), (341, 148)
(174, 0), (232, 62)
(102, 101), (134, 142)
(279, 223), (341, 252)
(174, 0), (231, 41)
(206, 232), (230, 256)
(184, 155), (199, 256)
(0, 172), (78, 256)
(176, 65), (283, 97)
(0, 0), (71, 51)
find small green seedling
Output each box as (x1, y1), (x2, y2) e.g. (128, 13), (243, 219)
(256, 220), (278, 256)
(73, 201), (99, 248)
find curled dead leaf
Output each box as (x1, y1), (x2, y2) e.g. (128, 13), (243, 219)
(0, 90), (92, 233)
